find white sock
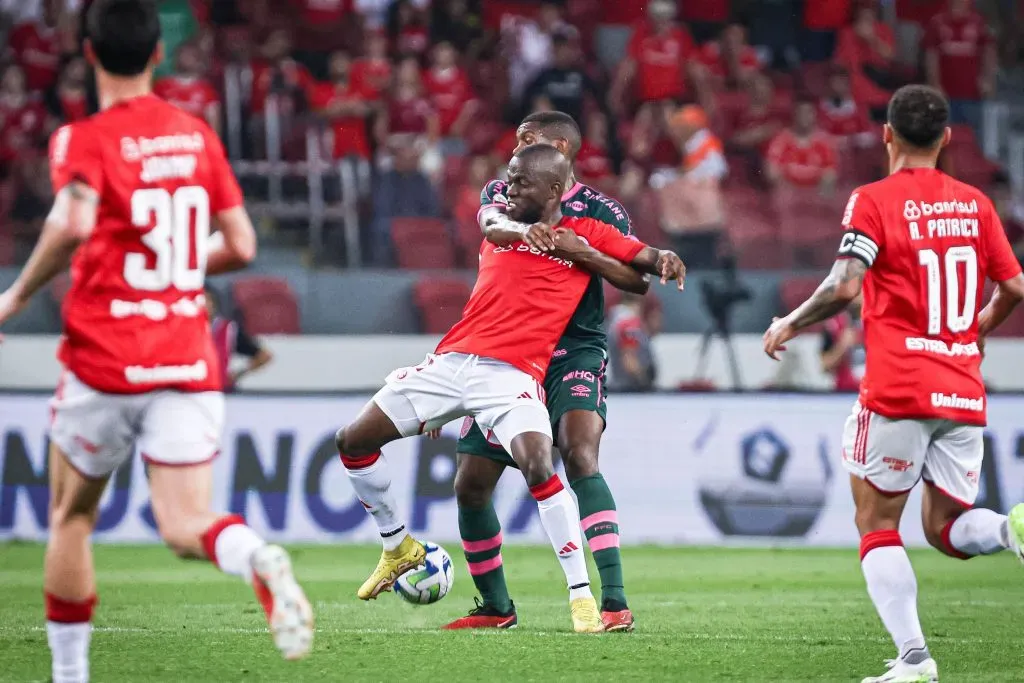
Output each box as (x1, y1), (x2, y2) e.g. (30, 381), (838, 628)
(215, 523), (267, 583)
(47, 621), (91, 683)
(344, 455), (408, 551)
(861, 541), (926, 658)
(947, 508), (1009, 556)
(532, 478), (591, 600)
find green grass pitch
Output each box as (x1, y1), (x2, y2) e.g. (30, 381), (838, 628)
(1, 543), (1022, 682)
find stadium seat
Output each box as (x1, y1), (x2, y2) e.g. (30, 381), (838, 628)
(231, 276), (301, 334)
(945, 124), (1001, 189)
(391, 217), (458, 270)
(413, 276), (472, 334)
(0, 232), (14, 267)
(626, 189), (667, 248)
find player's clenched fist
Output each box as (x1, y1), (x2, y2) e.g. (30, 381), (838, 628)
(762, 316), (796, 360)
(524, 222), (557, 252)
(655, 250), (686, 290)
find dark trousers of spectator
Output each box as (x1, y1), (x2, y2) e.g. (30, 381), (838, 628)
(949, 99), (983, 137)
(669, 228), (722, 270)
(799, 29), (837, 63)
(688, 22), (725, 44)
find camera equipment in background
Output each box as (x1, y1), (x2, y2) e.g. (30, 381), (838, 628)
(694, 255), (752, 389)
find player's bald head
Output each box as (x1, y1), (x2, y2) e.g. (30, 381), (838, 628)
(518, 111), (582, 159)
(512, 143), (572, 192)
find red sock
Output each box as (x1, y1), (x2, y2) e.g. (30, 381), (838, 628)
(529, 474), (564, 502)
(45, 593), (97, 623)
(339, 451), (381, 469)
(200, 514), (246, 566)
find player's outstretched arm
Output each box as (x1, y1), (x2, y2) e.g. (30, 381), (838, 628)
(763, 258), (866, 360)
(207, 206), (257, 275)
(0, 181), (97, 329)
(549, 229), (650, 294)
(978, 273), (1024, 340)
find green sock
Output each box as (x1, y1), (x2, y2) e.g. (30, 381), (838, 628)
(571, 473), (628, 608)
(458, 503), (513, 613)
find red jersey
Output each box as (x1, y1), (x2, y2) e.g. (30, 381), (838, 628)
(292, 0), (350, 24)
(351, 59), (392, 100)
(437, 217), (646, 381)
(680, 0), (730, 23)
(837, 168), (1022, 424)
(627, 24), (695, 102)
(766, 130), (837, 187)
(0, 98), (46, 163)
(424, 67), (475, 135)
(154, 76), (220, 121)
(804, 0), (852, 30)
(696, 42), (762, 83)
(818, 98), (871, 139)
(48, 94), (244, 395)
(576, 140), (613, 180)
(388, 95), (434, 135)
(9, 22), (60, 92)
(310, 80), (371, 158)
(896, 0), (945, 25)
(924, 11), (993, 100)
(56, 91), (89, 123)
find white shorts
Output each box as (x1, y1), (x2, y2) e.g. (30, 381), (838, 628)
(50, 371), (225, 479)
(373, 352), (551, 451)
(841, 401), (983, 506)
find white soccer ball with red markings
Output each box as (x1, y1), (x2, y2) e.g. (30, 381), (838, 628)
(394, 542), (454, 605)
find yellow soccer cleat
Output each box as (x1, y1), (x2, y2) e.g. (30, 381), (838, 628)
(570, 596), (604, 633)
(357, 536), (426, 600)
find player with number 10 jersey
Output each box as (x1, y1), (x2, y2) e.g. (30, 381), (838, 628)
(51, 94), (237, 393)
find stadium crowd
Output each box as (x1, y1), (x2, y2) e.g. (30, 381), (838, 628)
(1, 0), (1023, 275)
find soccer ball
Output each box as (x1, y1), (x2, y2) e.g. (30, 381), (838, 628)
(393, 542), (454, 605)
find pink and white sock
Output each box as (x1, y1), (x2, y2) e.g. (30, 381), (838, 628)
(941, 508), (1009, 558)
(860, 530), (928, 659)
(530, 475), (592, 601)
(46, 592), (95, 683)
(340, 451), (408, 551)
(200, 514), (267, 583)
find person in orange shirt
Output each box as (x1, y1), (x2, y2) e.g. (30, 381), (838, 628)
(658, 105), (727, 268)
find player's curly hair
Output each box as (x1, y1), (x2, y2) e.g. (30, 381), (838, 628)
(887, 85), (949, 149)
(87, 0), (160, 77)
(520, 111), (582, 158)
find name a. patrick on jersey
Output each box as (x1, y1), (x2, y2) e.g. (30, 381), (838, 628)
(904, 198), (980, 240)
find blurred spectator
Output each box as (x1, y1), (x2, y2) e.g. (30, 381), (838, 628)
(154, 41), (221, 135)
(359, 0), (428, 30)
(429, 0), (484, 55)
(154, 0), (199, 78)
(607, 292), (659, 392)
(8, 153), (51, 239)
(657, 105), (727, 269)
(377, 56), (441, 176)
(390, 0), (431, 59)
(502, 1), (569, 100)
(610, 0), (700, 116)
(835, 3), (898, 113)
(924, 0), (996, 131)
(820, 298), (864, 392)
(801, 0), (852, 62)
(289, 0), (350, 62)
(696, 23), (764, 91)
(747, 0), (800, 70)
(352, 31), (393, 101)
(207, 286), (274, 393)
(453, 153), (492, 242)
(620, 100), (681, 200)
(45, 55), (89, 125)
(310, 50), (373, 160)
(726, 74), (787, 178)
(250, 29), (315, 117)
(575, 113), (613, 185)
(424, 41), (478, 148)
(522, 30), (601, 124)
(0, 64), (47, 175)
(765, 99), (838, 195)
(894, 0), (946, 66)
(369, 139), (441, 265)
(817, 67), (873, 148)
(680, 0), (732, 44)
(6, 0), (62, 93)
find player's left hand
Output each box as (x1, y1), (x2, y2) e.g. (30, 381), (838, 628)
(523, 223), (557, 252)
(549, 228), (587, 258)
(656, 250), (686, 290)
(763, 316), (797, 361)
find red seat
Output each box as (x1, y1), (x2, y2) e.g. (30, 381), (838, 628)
(231, 277), (301, 334)
(779, 275), (827, 333)
(945, 125), (1001, 189)
(0, 232), (14, 266)
(625, 189), (667, 248)
(391, 217), (457, 270)
(413, 277), (472, 334)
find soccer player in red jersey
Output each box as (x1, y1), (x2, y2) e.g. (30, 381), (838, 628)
(334, 143), (685, 632)
(0, 2), (313, 678)
(764, 85), (1024, 683)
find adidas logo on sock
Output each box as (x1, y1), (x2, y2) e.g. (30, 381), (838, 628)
(559, 541), (579, 556)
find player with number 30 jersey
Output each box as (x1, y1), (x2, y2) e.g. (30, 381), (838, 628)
(50, 95), (239, 394)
